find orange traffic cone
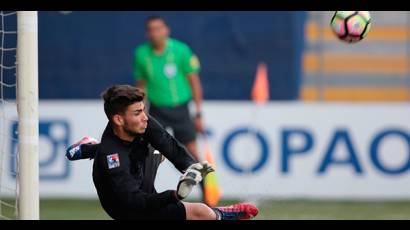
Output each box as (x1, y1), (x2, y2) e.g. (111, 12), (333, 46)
(251, 62), (270, 104)
(203, 140), (222, 207)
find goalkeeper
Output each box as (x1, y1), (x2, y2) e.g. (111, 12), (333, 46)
(65, 85), (258, 220)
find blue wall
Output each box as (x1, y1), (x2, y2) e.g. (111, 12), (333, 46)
(36, 11), (305, 100)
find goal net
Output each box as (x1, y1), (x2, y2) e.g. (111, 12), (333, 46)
(0, 11), (39, 220)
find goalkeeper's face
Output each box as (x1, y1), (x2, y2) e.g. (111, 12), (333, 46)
(120, 102), (148, 135)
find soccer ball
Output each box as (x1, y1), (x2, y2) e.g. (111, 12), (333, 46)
(330, 11), (371, 43)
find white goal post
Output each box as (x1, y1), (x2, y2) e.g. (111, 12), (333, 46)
(16, 11), (39, 220)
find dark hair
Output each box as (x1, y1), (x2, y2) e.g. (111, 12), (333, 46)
(101, 85), (145, 121)
(145, 15), (167, 28)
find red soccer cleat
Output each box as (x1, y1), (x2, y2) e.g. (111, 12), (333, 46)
(216, 203), (259, 220)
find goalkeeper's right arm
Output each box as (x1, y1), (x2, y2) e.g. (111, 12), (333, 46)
(66, 136), (99, 161)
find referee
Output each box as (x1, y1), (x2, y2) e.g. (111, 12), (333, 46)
(133, 16), (207, 202)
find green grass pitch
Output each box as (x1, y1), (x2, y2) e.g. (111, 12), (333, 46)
(2, 198), (410, 219)
(36, 199), (410, 220)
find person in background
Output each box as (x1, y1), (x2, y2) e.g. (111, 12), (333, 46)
(133, 16), (207, 202)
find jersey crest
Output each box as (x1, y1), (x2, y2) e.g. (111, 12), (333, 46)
(107, 153), (120, 169)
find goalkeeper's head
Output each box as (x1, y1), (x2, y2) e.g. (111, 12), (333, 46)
(101, 85), (148, 137)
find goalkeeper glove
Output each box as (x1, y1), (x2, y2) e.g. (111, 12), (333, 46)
(176, 161), (215, 200)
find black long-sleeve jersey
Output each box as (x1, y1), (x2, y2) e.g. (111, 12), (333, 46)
(92, 115), (196, 219)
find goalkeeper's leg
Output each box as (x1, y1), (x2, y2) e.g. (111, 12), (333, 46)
(212, 203), (259, 220)
(182, 202), (217, 220)
(182, 202), (258, 220)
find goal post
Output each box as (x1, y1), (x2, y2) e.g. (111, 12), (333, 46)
(16, 11), (39, 220)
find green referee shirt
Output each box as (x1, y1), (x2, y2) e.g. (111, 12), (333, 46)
(133, 38), (200, 107)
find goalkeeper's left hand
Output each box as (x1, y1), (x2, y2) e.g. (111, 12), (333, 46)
(197, 161), (215, 178)
(185, 161), (215, 178)
(176, 161), (215, 200)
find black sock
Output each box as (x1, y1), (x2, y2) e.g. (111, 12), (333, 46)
(211, 208), (222, 220)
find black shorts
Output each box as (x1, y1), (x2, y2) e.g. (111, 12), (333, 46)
(149, 102), (197, 144)
(143, 201), (186, 220)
